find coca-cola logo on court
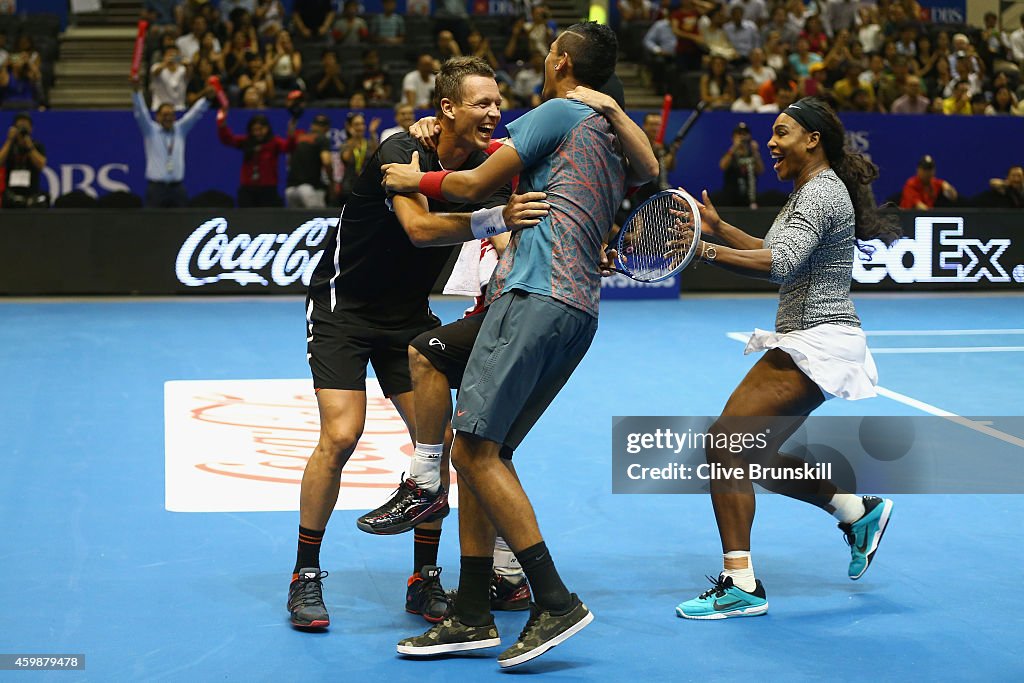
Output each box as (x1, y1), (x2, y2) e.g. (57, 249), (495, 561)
(175, 217), (336, 287)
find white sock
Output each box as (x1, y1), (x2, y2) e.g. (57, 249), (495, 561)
(409, 442), (443, 493)
(493, 536), (524, 580)
(722, 551), (756, 592)
(830, 493), (866, 524)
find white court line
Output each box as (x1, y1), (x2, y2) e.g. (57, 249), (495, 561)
(725, 332), (1024, 353)
(724, 333), (1024, 450)
(871, 346), (1024, 354)
(864, 329), (1024, 336)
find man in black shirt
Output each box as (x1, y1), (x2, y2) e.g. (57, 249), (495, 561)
(287, 56), (549, 631)
(286, 114), (333, 207)
(0, 113), (48, 208)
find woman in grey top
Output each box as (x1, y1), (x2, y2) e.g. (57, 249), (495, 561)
(675, 98), (902, 620)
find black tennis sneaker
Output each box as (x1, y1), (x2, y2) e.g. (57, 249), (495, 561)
(288, 568), (330, 629)
(406, 565), (451, 623)
(356, 477), (449, 535)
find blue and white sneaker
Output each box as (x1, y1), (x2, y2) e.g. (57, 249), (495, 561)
(839, 496), (894, 580)
(675, 575), (768, 620)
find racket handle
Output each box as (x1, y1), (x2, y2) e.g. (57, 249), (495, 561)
(129, 20), (148, 81)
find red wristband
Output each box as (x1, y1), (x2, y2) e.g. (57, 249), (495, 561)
(418, 170), (452, 201)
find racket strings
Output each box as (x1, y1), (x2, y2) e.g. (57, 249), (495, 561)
(619, 193), (698, 282)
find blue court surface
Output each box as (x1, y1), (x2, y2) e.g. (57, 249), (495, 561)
(2, 293), (1022, 681)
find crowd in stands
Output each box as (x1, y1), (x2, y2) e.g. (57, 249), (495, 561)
(629, 0), (1024, 115)
(137, 0), (563, 113)
(0, 13), (59, 110)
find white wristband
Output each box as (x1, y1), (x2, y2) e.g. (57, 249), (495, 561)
(470, 205), (509, 240)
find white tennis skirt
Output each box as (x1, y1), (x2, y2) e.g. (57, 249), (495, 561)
(744, 324), (878, 400)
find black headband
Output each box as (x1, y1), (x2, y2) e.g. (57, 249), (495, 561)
(783, 101), (829, 135)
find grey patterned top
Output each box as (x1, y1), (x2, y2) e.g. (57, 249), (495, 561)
(764, 168), (861, 333)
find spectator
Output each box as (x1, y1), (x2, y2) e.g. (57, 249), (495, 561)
(800, 15), (829, 55)
(150, 45), (189, 111)
(640, 110), (677, 195)
(943, 54), (982, 98)
(466, 29), (504, 77)
(948, 33), (983, 76)
(987, 166), (1024, 208)
(433, 0), (471, 50)
(859, 53), (885, 88)
(369, 0), (404, 46)
(821, 28), (852, 71)
(757, 77), (797, 112)
(914, 34), (941, 80)
(802, 60), (830, 98)
(503, 16), (533, 66)
(10, 35), (41, 73)
(255, 0), (286, 38)
(877, 54), (911, 111)
(724, 5), (760, 60)
(402, 53), (435, 109)
(731, 75), (764, 111)
(1008, 15), (1024, 66)
(729, 0), (767, 26)
(435, 29), (462, 61)
(900, 155), (957, 209)
(890, 75), (931, 114)
(989, 86), (1021, 116)
(356, 49), (392, 105)
(832, 60), (873, 110)
(177, 16), (220, 63)
(0, 58), (43, 109)
(236, 51), (274, 105)
(267, 30), (303, 92)
(761, 6), (798, 51)
(186, 56), (217, 107)
(970, 92), (989, 116)
(222, 31), (250, 85)
(700, 54), (736, 109)
(313, 50), (346, 101)
(618, 0), (657, 29)
(856, 6), (883, 55)
(894, 22), (918, 59)
(217, 112), (296, 206)
(789, 36), (822, 78)
(701, 5), (739, 62)
(763, 30), (788, 71)
(286, 113), (334, 207)
(0, 34), (9, 70)
(143, 0), (183, 31)
(716, 122), (762, 207)
(671, 0), (706, 71)
(929, 56), (953, 100)
(378, 102), (414, 142)
(348, 91), (367, 108)
(0, 113), (47, 208)
(523, 4), (557, 59)
(338, 111), (378, 202)
(512, 51), (544, 107)
(937, 81), (970, 116)
(292, 0), (335, 43)
(822, 0), (858, 38)
(743, 47), (775, 86)
(643, 16), (677, 95)
(228, 9), (260, 52)
(241, 84), (269, 109)
(333, 0), (368, 46)
(131, 81), (210, 208)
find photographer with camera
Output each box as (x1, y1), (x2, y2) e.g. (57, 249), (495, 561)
(716, 121), (763, 209)
(0, 113), (48, 209)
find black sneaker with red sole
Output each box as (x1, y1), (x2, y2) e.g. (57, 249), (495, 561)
(288, 568), (330, 629)
(356, 477), (449, 535)
(406, 565), (450, 623)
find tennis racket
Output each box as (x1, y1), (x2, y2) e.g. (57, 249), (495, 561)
(613, 188), (702, 282)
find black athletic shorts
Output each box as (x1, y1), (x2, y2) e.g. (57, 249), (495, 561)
(409, 310), (514, 460)
(409, 312), (486, 390)
(306, 299), (440, 396)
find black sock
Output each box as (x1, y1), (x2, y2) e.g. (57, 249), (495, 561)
(294, 526), (324, 574)
(516, 541), (572, 613)
(413, 527), (442, 574)
(454, 555), (493, 626)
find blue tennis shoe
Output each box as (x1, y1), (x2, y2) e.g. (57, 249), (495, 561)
(675, 575), (768, 620)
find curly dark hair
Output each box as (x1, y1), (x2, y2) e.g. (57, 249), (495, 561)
(794, 97), (901, 253)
